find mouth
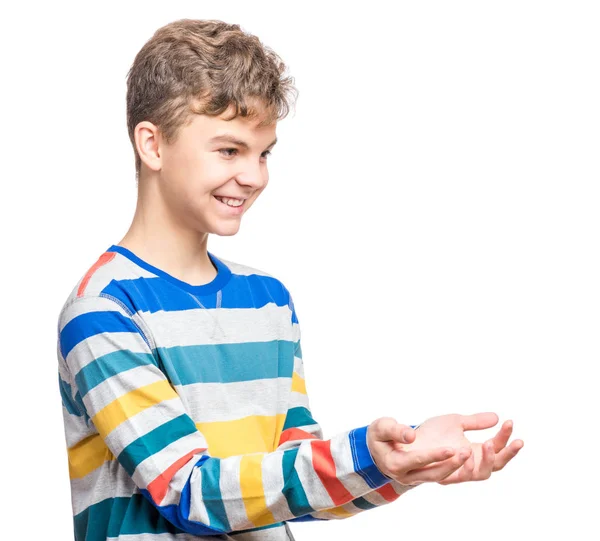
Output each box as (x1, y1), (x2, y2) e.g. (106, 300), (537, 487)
(213, 195), (246, 214)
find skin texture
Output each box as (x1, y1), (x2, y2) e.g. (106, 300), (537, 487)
(367, 412), (524, 486)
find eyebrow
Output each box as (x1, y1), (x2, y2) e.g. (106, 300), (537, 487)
(208, 134), (278, 151)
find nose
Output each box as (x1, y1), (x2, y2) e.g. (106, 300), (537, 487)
(236, 161), (268, 191)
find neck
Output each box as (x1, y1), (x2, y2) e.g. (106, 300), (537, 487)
(117, 180), (216, 287)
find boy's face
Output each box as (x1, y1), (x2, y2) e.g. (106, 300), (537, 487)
(154, 103), (277, 237)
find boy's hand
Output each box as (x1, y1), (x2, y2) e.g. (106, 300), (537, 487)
(391, 412), (524, 485)
(366, 417), (473, 486)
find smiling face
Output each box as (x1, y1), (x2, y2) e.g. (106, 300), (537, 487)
(139, 102), (278, 237)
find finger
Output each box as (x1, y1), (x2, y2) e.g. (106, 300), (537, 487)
(493, 439), (524, 472)
(392, 446), (457, 473)
(474, 440), (495, 480)
(460, 412), (499, 432)
(491, 420), (513, 453)
(372, 418), (415, 445)
(403, 447), (471, 484)
(438, 450), (475, 485)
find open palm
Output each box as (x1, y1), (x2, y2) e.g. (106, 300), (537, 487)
(396, 412), (524, 485)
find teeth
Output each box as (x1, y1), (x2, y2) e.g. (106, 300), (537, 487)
(216, 196), (244, 207)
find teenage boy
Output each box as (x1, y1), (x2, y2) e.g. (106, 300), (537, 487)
(56, 18), (523, 541)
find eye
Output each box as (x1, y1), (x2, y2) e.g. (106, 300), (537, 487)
(218, 148), (273, 159)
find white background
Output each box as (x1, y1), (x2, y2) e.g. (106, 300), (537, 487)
(1, 1), (598, 539)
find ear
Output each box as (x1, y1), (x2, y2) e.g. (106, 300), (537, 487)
(134, 121), (162, 172)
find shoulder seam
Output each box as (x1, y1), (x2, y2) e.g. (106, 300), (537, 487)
(60, 294), (156, 352)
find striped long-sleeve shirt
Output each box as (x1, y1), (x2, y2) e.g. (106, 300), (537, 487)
(57, 244), (417, 541)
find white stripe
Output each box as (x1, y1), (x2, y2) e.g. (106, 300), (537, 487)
(145, 304), (293, 347)
(157, 455), (201, 507)
(80, 253), (158, 297)
(293, 442), (334, 511)
(62, 406), (94, 448)
(291, 322), (300, 343)
(216, 257), (273, 277)
(261, 450), (294, 522)
(177, 379), (290, 423)
(186, 466), (211, 527)
(59, 292), (130, 330)
(107, 533), (200, 541)
(329, 430), (372, 497)
(83, 364), (165, 417)
(71, 461), (137, 515)
(103, 397), (190, 457)
(66, 331), (149, 373)
(218, 455), (253, 529)
(286, 391), (310, 410)
(292, 356), (304, 378)
(132, 431), (207, 490)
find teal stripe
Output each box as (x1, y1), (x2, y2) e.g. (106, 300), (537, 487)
(74, 495), (181, 540)
(198, 458), (231, 531)
(282, 448), (315, 517)
(283, 407), (318, 431)
(351, 496), (377, 511)
(59, 375), (82, 416)
(295, 341), (302, 359)
(158, 340), (295, 385)
(75, 349), (157, 397)
(119, 414), (198, 476)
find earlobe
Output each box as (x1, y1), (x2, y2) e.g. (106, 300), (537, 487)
(135, 121), (162, 172)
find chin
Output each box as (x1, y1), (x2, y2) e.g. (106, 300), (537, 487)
(210, 223), (242, 237)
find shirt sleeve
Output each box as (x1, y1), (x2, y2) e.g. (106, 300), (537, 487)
(276, 321), (418, 523)
(58, 294), (393, 536)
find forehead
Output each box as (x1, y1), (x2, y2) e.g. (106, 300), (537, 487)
(189, 106), (277, 145)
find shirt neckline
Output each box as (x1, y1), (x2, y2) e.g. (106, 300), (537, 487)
(106, 244), (232, 296)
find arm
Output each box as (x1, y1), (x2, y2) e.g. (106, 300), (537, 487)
(276, 325), (418, 522)
(58, 295), (392, 536)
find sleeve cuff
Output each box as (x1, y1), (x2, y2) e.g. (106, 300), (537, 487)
(349, 425), (393, 489)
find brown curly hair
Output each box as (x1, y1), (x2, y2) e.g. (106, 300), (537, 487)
(126, 18), (298, 178)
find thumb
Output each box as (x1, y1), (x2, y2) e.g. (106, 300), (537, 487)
(370, 417), (415, 445)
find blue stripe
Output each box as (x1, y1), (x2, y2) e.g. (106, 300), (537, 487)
(199, 457), (231, 531)
(349, 425), (390, 489)
(106, 245), (232, 297)
(75, 349), (157, 397)
(100, 273), (290, 314)
(142, 454), (225, 535)
(282, 407), (318, 431)
(119, 415), (198, 476)
(351, 496), (377, 511)
(58, 375), (82, 416)
(60, 310), (140, 359)
(281, 448), (315, 517)
(288, 515), (326, 522)
(74, 495), (184, 540)
(159, 340), (295, 385)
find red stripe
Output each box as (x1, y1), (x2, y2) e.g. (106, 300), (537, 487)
(77, 252), (116, 297)
(375, 483), (401, 502)
(147, 447), (206, 505)
(310, 439), (353, 507)
(278, 427), (317, 446)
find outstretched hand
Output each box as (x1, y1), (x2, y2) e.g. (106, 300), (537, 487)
(366, 412), (523, 487)
(397, 412), (524, 485)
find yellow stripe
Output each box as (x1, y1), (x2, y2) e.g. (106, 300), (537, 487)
(92, 380), (177, 437)
(239, 454), (276, 527)
(68, 434), (114, 479)
(196, 414), (286, 458)
(291, 372), (307, 394)
(325, 506), (355, 518)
